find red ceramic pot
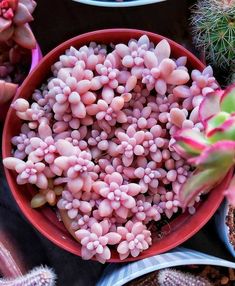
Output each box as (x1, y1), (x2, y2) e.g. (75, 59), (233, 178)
(2, 29), (231, 262)
(0, 43), (42, 122)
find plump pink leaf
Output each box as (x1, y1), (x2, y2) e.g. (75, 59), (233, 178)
(117, 241), (129, 255)
(144, 51), (158, 69)
(159, 59), (176, 78)
(67, 177), (84, 193)
(91, 223), (103, 237)
(116, 206), (128, 219)
(115, 43), (129, 58)
(122, 156), (133, 167)
(20, 0), (37, 14)
(169, 108), (186, 128)
(166, 70), (190, 85)
(55, 139), (75, 156)
(199, 90), (222, 126)
(154, 39), (171, 62)
(98, 199), (113, 217)
(3, 157), (23, 170)
(111, 96), (124, 112)
(93, 181), (107, 193)
(102, 86), (114, 104)
(125, 75), (137, 93)
(105, 232), (122, 245)
(14, 3), (33, 25)
(81, 247), (95, 260)
(13, 25), (36, 49)
(108, 172), (123, 185)
(98, 246), (111, 262)
(38, 122), (52, 139)
(36, 173), (48, 189)
(132, 222), (145, 235)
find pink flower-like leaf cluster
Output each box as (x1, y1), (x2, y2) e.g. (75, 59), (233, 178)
(4, 35), (220, 263)
(117, 221), (152, 260)
(93, 172), (142, 219)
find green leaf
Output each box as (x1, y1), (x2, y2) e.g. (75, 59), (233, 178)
(220, 84), (235, 113)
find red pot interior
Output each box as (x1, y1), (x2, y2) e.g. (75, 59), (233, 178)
(2, 29), (229, 262)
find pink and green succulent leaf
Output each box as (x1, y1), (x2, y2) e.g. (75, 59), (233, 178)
(179, 167), (226, 208)
(173, 129), (208, 159)
(205, 111), (230, 135)
(206, 115), (235, 143)
(180, 141), (235, 207)
(224, 174), (235, 207)
(199, 90), (223, 127)
(220, 84), (235, 114)
(189, 141), (235, 169)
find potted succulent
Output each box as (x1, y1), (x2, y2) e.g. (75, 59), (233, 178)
(2, 29), (231, 263)
(0, 0), (42, 120)
(97, 247), (235, 286)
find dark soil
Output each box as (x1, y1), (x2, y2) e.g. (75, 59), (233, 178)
(226, 205), (235, 249)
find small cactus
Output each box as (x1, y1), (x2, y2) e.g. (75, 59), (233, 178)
(191, 0), (235, 70)
(158, 268), (212, 286)
(0, 266), (56, 286)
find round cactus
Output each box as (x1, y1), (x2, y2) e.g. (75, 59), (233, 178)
(158, 268), (212, 286)
(191, 0), (235, 70)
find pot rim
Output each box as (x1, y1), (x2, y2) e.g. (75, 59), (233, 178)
(73, 0), (165, 8)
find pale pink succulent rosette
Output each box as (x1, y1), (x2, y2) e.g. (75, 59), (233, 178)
(0, 0), (42, 116)
(3, 34), (220, 263)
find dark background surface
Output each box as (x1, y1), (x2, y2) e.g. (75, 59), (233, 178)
(0, 0), (234, 285)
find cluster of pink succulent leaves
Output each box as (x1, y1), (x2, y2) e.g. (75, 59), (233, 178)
(0, 0), (36, 104)
(3, 35), (220, 263)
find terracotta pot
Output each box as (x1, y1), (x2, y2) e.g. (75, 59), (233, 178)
(0, 43), (42, 122)
(2, 29), (232, 262)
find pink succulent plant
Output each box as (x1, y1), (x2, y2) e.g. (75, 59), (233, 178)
(116, 125), (145, 167)
(174, 84), (235, 208)
(4, 35), (221, 262)
(75, 220), (121, 263)
(3, 157), (48, 189)
(93, 172), (142, 219)
(0, 0), (36, 49)
(117, 221), (152, 260)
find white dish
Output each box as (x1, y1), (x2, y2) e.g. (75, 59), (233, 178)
(73, 0), (166, 8)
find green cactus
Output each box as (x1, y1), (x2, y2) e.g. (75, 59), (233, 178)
(158, 268), (212, 286)
(191, 0), (235, 70)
